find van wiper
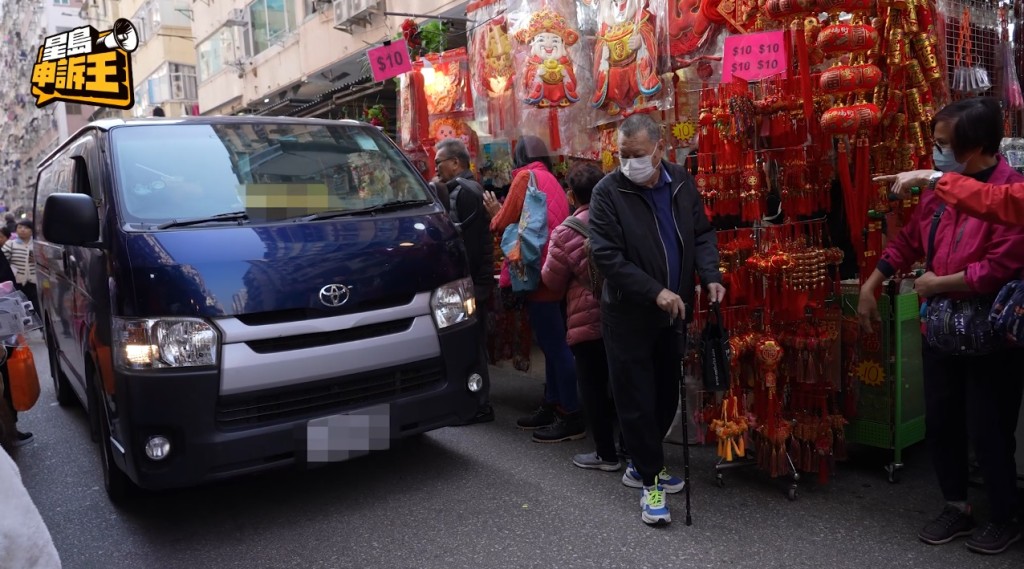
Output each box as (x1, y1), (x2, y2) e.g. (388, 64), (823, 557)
(298, 199), (432, 222)
(157, 211), (249, 230)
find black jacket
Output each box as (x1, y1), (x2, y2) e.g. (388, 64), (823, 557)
(589, 161), (721, 326)
(446, 171), (494, 289)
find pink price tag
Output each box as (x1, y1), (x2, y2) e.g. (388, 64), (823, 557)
(721, 30), (788, 83)
(368, 39), (413, 83)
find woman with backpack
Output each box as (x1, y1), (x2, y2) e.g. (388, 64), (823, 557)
(541, 163), (623, 470)
(483, 136), (583, 443)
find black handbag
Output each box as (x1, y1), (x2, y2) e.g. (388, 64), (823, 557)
(701, 302), (731, 392)
(922, 204), (1002, 355)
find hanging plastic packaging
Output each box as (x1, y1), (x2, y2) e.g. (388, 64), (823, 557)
(507, 0), (599, 158)
(590, 0), (674, 126)
(468, 0), (517, 138)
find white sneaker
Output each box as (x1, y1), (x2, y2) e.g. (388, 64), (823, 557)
(640, 484), (671, 526)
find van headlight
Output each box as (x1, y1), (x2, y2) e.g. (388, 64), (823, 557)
(430, 277), (476, 329)
(113, 317), (219, 370)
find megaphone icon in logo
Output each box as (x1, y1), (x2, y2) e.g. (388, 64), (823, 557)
(98, 18), (139, 52)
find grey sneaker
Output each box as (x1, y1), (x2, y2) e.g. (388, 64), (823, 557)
(572, 452), (622, 472)
(919, 506), (975, 545)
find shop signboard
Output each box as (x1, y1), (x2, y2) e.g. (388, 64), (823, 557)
(721, 30), (788, 84)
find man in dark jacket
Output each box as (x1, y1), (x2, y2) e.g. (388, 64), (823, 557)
(434, 138), (495, 424)
(0, 252), (31, 447)
(590, 113), (725, 526)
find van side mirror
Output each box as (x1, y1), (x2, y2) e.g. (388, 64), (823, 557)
(43, 193), (100, 246)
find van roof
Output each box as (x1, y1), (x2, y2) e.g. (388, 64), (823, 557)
(38, 115), (373, 170)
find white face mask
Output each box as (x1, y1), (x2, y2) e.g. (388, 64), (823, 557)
(620, 151), (658, 184)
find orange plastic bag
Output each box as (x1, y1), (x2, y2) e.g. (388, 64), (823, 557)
(7, 339), (40, 412)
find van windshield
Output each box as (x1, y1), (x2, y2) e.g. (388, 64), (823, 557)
(109, 122), (432, 226)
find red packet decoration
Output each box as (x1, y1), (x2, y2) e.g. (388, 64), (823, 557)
(515, 7), (581, 108)
(592, 0), (663, 117)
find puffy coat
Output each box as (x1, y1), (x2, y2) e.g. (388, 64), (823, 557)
(541, 205), (601, 345)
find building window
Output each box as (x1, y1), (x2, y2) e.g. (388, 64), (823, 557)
(132, 0), (192, 45)
(54, 0), (70, 4)
(134, 62), (198, 115)
(247, 0), (295, 56)
(65, 103), (81, 115)
(197, 27), (243, 82)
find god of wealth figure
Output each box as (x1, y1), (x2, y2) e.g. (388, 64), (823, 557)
(515, 7), (581, 108)
(592, 0), (662, 116)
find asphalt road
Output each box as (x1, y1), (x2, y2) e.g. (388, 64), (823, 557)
(11, 338), (1023, 569)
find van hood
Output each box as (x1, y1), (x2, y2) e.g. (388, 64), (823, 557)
(122, 212), (468, 319)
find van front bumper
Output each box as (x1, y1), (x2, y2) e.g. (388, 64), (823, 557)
(110, 320), (488, 490)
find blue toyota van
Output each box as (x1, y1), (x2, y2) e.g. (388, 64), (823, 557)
(33, 117), (488, 502)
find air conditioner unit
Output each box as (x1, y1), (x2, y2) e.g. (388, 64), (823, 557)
(225, 8), (248, 27)
(333, 0), (381, 32)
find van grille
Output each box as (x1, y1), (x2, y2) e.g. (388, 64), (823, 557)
(243, 318), (414, 354)
(235, 293), (417, 326)
(215, 359), (445, 428)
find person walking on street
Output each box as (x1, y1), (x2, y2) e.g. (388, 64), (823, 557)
(0, 250), (32, 447)
(434, 138), (495, 424)
(3, 220), (38, 315)
(0, 227), (10, 249)
(4, 214), (16, 235)
(542, 162), (623, 470)
(859, 98), (1024, 555)
(590, 113), (725, 526)
(484, 136), (584, 443)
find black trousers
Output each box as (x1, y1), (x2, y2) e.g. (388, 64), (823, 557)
(604, 317), (681, 486)
(17, 282), (38, 316)
(0, 355), (16, 424)
(922, 343), (1024, 523)
(571, 339), (617, 461)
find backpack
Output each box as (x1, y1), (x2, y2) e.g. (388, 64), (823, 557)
(560, 215), (604, 297)
(447, 178), (482, 231)
(500, 172), (547, 293)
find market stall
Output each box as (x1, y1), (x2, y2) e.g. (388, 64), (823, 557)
(391, 0), (1022, 491)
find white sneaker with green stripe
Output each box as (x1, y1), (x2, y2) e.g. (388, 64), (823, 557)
(641, 484), (671, 525)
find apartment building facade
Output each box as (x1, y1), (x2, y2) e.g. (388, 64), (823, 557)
(193, 0), (466, 118)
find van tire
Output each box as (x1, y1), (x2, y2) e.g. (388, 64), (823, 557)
(93, 372), (137, 505)
(45, 323), (76, 407)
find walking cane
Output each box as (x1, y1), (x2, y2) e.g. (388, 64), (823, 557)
(680, 374), (693, 526)
(676, 322), (693, 526)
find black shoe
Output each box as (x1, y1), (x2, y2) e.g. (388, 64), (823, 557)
(13, 431), (34, 447)
(458, 405), (495, 426)
(966, 521), (1022, 555)
(919, 506), (975, 545)
(516, 404), (556, 430)
(532, 412), (586, 443)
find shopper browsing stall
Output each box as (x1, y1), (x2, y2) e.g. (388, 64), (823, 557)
(589, 114), (724, 526)
(541, 162), (623, 471)
(858, 98), (1024, 555)
(484, 135), (583, 443)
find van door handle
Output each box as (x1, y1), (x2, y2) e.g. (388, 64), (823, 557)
(61, 250), (71, 274)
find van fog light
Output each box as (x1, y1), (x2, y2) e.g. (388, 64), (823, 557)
(145, 436), (171, 461)
(467, 373), (483, 393)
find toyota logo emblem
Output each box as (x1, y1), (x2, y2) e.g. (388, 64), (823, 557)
(318, 284), (352, 307)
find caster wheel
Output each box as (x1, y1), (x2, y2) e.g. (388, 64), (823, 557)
(787, 487), (798, 501)
(715, 475), (725, 488)
(885, 464), (902, 484)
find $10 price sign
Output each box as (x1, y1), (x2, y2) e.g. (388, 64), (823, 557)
(721, 30), (788, 83)
(368, 39), (413, 83)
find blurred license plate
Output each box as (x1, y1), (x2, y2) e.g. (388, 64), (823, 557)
(304, 404), (391, 463)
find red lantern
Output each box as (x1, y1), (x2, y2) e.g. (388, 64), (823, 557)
(820, 103), (881, 135)
(819, 64), (883, 95)
(816, 24), (879, 56)
(765, 0), (817, 20)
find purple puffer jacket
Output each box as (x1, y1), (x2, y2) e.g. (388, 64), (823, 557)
(541, 205), (601, 345)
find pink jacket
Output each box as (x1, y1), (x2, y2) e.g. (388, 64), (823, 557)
(541, 206), (601, 345)
(491, 162), (571, 302)
(879, 157), (1024, 295)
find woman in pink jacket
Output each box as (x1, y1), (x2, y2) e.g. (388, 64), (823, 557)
(541, 163), (623, 470)
(858, 98), (1024, 555)
(485, 136), (582, 442)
